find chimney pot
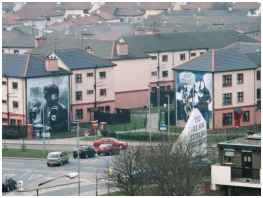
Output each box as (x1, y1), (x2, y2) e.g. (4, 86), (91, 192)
(45, 56), (58, 71)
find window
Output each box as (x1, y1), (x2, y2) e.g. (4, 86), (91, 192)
(180, 53), (186, 61)
(237, 92), (244, 103)
(12, 82), (18, 89)
(75, 74), (82, 83)
(200, 52), (205, 55)
(98, 106), (104, 112)
(162, 55), (168, 62)
(162, 71), (168, 78)
(2, 81), (6, 85)
(223, 93), (232, 106)
(237, 73), (244, 84)
(2, 100), (7, 104)
(100, 89), (107, 96)
(75, 91), (82, 101)
(10, 119), (16, 125)
(14, 49), (19, 54)
(190, 52), (196, 57)
(257, 88), (261, 99)
(166, 85), (171, 91)
(75, 109), (83, 120)
(243, 111), (250, 122)
(99, 71), (106, 79)
(223, 149), (235, 164)
(87, 90), (94, 95)
(105, 106), (110, 112)
(13, 101), (18, 108)
(151, 71), (157, 76)
(87, 108), (93, 112)
(223, 75), (232, 87)
(223, 112), (232, 126)
(257, 70), (260, 81)
(87, 72), (93, 77)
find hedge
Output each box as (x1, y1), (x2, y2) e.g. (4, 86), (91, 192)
(116, 131), (178, 142)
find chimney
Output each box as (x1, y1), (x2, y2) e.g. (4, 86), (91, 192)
(211, 49), (215, 72)
(45, 55), (58, 71)
(116, 38), (128, 56)
(35, 36), (46, 48)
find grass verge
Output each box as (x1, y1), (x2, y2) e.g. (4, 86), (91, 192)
(2, 148), (49, 158)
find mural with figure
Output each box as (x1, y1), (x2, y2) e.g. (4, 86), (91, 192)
(176, 71), (213, 128)
(27, 76), (69, 135)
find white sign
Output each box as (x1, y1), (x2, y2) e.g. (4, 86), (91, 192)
(172, 108), (207, 158)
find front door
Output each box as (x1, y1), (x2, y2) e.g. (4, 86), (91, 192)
(234, 112), (241, 127)
(242, 152), (253, 178)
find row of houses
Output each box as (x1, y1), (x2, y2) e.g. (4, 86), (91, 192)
(2, 30), (261, 130)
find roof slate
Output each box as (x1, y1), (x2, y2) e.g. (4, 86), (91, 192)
(3, 29), (35, 48)
(113, 30), (256, 60)
(174, 48), (258, 72)
(26, 54), (70, 78)
(2, 54), (29, 77)
(55, 49), (114, 70)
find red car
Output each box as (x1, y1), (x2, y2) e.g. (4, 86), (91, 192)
(93, 138), (128, 149)
(95, 144), (120, 156)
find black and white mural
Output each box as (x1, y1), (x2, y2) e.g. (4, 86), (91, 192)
(27, 76), (69, 135)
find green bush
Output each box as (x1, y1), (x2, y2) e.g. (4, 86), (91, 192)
(2, 126), (27, 139)
(101, 128), (116, 137)
(117, 131), (178, 142)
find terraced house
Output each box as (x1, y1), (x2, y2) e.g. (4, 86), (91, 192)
(173, 45), (260, 129)
(111, 30), (256, 109)
(2, 50), (115, 127)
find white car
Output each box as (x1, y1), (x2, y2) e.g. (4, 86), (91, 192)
(47, 152), (69, 167)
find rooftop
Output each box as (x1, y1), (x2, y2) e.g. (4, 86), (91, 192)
(173, 48), (259, 73)
(2, 54), (29, 78)
(113, 29), (256, 60)
(3, 29), (35, 48)
(26, 54), (70, 78)
(15, 2), (64, 21)
(218, 134), (261, 149)
(55, 48), (114, 70)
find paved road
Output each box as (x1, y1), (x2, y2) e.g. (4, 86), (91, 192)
(3, 156), (114, 196)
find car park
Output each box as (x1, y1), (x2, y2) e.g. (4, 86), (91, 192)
(73, 145), (96, 159)
(47, 152), (69, 167)
(93, 138), (128, 149)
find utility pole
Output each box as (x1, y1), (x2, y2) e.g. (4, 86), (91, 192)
(76, 121), (80, 196)
(167, 94), (170, 141)
(156, 51), (161, 132)
(42, 105), (46, 154)
(94, 65), (97, 109)
(148, 90), (152, 144)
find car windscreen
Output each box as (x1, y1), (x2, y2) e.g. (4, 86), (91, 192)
(48, 153), (60, 158)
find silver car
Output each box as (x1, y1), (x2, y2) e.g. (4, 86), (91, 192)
(47, 152), (69, 167)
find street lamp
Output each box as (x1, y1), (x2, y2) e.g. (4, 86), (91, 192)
(72, 120), (81, 196)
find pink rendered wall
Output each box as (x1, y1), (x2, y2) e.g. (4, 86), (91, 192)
(214, 106), (258, 129)
(115, 89), (149, 109)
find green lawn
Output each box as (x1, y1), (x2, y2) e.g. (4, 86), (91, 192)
(3, 148), (49, 158)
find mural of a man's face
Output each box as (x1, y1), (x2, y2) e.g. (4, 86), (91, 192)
(44, 84), (59, 107)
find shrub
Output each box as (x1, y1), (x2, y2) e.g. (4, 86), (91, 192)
(101, 128), (116, 137)
(2, 125), (27, 139)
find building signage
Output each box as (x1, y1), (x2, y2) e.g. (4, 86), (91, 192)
(172, 108), (207, 159)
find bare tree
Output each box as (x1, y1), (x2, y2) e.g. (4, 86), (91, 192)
(109, 143), (205, 195)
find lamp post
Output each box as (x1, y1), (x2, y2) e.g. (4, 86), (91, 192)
(167, 94), (170, 140)
(72, 120), (80, 196)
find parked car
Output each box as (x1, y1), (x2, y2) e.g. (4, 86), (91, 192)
(73, 145), (96, 159)
(93, 138), (128, 149)
(2, 178), (17, 193)
(47, 151), (69, 167)
(95, 144), (120, 156)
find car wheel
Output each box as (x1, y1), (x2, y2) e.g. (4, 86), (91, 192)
(47, 163), (50, 167)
